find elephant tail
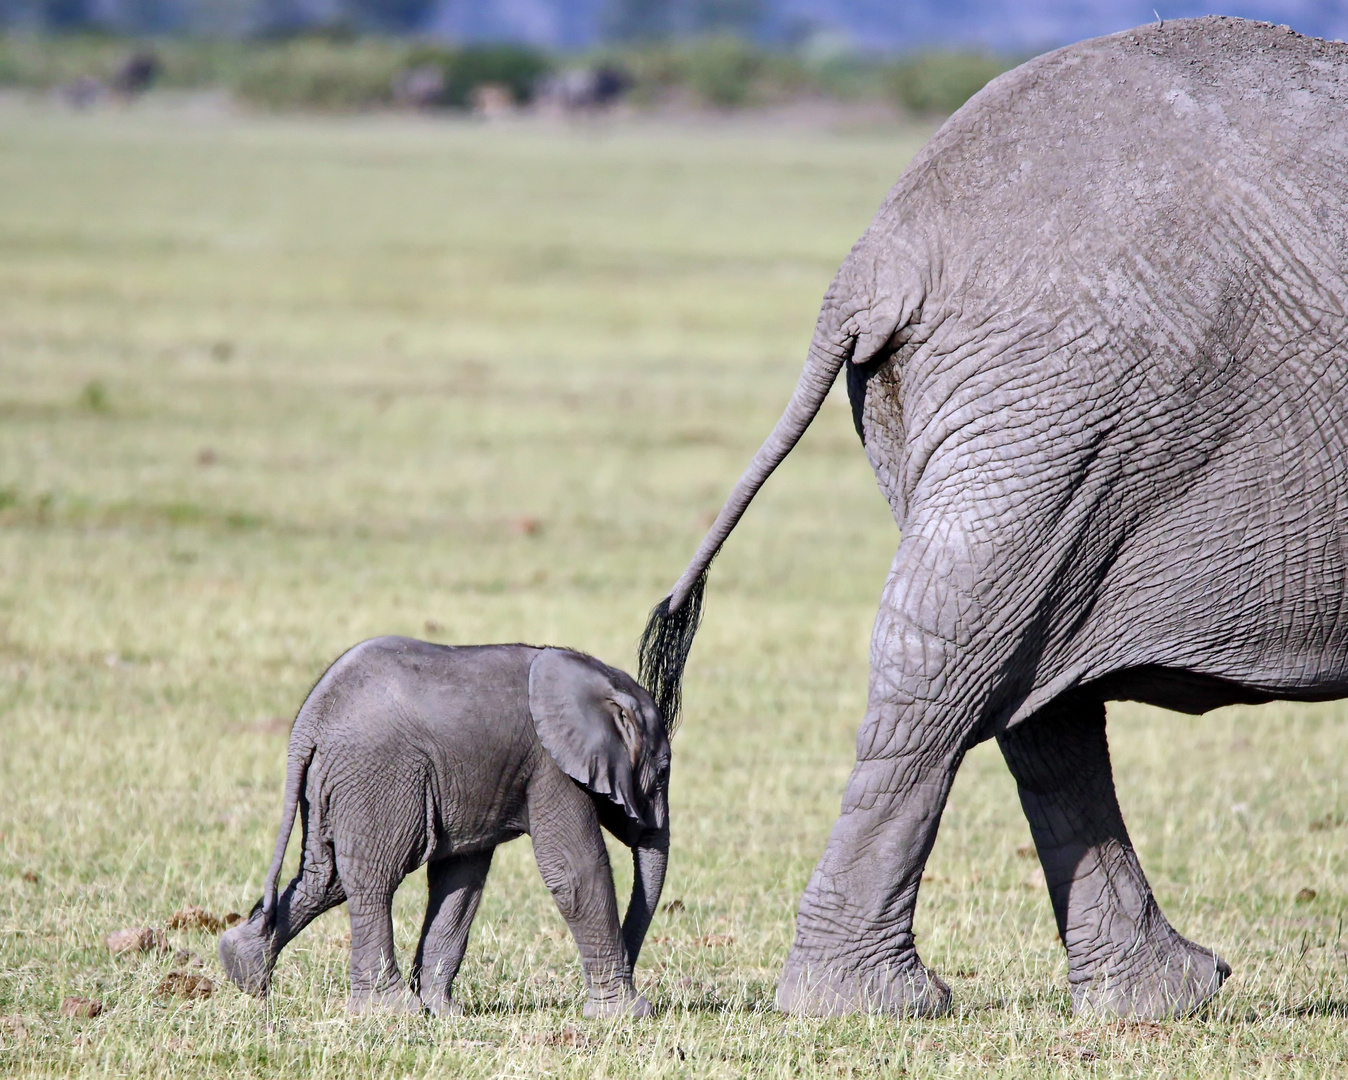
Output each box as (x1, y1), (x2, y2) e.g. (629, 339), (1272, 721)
(639, 319), (855, 733)
(261, 726), (316, 927)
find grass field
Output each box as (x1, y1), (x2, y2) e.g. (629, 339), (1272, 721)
(1, 100), (1346, 1078)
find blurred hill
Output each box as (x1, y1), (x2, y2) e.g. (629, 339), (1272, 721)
(3, 0), (1346, 50)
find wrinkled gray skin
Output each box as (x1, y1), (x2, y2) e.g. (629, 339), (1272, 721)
(654, 18), (1348, 1020)
(218, 638), (670, 1018)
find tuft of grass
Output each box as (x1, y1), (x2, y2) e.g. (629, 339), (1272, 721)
(77, 379), (109, 413)
(0, 104), (1345, 1078)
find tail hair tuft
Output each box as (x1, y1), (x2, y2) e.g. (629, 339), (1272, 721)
(637, 569), (708, 736)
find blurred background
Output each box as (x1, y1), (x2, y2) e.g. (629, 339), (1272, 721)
(0, 0), (1345, 116)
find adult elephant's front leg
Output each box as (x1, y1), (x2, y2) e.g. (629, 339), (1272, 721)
(997, 696), (1229, 1018)
(777, 549), (980, 1018)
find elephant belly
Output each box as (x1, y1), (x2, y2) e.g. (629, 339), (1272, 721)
(1068, 433), (1348, 705)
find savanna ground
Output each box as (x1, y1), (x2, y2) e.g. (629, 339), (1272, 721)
(0, 98), (1346, 1078)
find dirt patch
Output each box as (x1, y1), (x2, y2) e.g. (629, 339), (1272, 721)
(1051, 1019), (1171, 1060)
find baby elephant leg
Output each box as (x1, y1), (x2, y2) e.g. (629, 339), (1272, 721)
(530, 774), (650, 1018)
(339, 856), (420, 1015)
(411, 849), (495, 1016)
(219, 842), (345, 997)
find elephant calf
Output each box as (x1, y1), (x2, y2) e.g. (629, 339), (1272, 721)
(218, 637), (671, 1018)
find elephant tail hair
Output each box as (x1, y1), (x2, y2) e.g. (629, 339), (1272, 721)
(261, 731), (316, 927)
(639, 323), (853, 734)
(638, 566), (708, 736)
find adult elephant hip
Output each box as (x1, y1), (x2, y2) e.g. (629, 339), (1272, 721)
(638, 17), (1348, 1021)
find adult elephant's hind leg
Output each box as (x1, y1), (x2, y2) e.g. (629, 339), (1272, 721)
(998, 695), (1229, 1018)
(777, 555), (977, 1018)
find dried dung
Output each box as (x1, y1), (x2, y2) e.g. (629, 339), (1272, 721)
(167, 906), (226, 933)
(157, 971), (213, 1000)
(105, 927), (169, 955)
(60, 996), (103, 1019)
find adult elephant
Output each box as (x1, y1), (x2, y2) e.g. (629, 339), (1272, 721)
(638, 17), (1348, 1021)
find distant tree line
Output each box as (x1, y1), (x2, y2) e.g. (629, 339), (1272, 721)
(0, 29), (1018, 115)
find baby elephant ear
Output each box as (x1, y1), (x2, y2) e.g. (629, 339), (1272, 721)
(529, 648), (647, 826)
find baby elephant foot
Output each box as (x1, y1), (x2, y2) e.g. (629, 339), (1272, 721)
(218, 922), (274, 998)
(349, 985), (424, 1016)
(776, 950), (952, 1018)
(582, 987), (653, 1019)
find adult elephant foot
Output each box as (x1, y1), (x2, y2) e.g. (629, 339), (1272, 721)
(776, 950), (951, 1017)
(998, 694), (1230, 1020)
(1069, 910), (1229, 1019)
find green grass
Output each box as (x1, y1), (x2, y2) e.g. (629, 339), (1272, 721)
(0, 100), (1346, 1077)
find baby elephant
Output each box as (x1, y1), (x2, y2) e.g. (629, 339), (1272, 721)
(219, 637), (671, 1017)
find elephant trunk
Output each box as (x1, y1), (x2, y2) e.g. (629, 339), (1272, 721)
(638, 316), (855, 731)
(621, 830), (669, 969)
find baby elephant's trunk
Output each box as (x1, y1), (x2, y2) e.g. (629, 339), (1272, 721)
(621, 830), (669, 969)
